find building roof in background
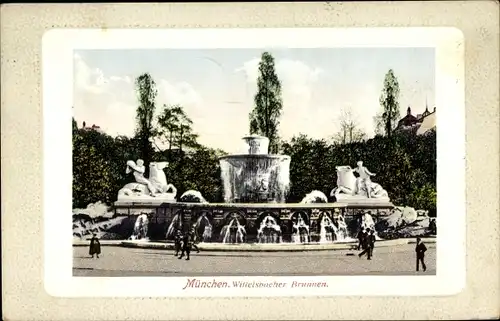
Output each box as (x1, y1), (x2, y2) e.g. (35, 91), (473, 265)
(416, 111), (436, 135)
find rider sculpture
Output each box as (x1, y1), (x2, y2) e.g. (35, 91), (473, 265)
(330, 160), (389, 201)
(117, 159), (177, 200)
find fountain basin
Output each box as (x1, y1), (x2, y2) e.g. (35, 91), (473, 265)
(113, 201), (394, 243)
(117, 237), (435, 252)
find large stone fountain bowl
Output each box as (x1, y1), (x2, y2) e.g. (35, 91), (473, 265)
(219, 154), (291, 203)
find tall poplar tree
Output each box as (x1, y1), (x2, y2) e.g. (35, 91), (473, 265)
(375, 69), (401, 137)
(249, 52), (283, 153)
(134, 73), (157, 177)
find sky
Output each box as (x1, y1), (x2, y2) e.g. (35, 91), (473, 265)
(73, 48), (435, 153)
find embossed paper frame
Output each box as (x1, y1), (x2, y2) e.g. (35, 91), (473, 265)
(2, 2), (499, 320)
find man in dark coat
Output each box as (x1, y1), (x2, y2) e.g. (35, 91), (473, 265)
(173, 230), (182, 257)
(358, 229), (375, 260)
(415, 237), (427, 272)
(89, 233), (101, 259)
(357, 229), (366, 250)
(367, 229), (376, 259)
(178, 232), (192, 260)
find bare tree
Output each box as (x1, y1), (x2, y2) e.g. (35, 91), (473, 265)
(332, 107), (367, 145)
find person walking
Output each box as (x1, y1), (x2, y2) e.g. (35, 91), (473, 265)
(357, 229), (366, 250)
(178, 232), (193, 261)
(358, 229), (375, 260)
(367, 229), (376, 259)
(415, 237), (427, 272)
(89, 233), (101, 259)
(173, 230), (182, 257)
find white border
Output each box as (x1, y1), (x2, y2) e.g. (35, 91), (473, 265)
(43, 28), (465, 297)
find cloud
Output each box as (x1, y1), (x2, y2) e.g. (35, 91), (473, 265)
(236, 58), (323, 104)
(73, 54), (203, 138)
(156, 79), (203, 120)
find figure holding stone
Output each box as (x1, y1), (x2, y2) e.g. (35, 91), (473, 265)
(354, 161), (376, 198)
(329, 163), (389, 202)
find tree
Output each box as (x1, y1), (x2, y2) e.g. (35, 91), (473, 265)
(249, 52), (283, 153)
(332, 107), (367, 145)
(72, 129), (123, 208)
(156, 104), (200, 157)
(72, 117), (78, 133)
(134, 73), (157, 177)
(375, 69), (401, 137)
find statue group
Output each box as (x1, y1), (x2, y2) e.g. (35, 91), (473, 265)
(330, 161), (389, 201)
(116, 159), (388, 203)
(117, 159), (178, 201)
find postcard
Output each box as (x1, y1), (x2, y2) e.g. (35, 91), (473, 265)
(42, 27), (465, 297)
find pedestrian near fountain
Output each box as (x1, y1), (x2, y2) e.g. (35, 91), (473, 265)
(415, 237), (427, 272)
(178, 232), (193, 260)
(358, 229), (375, 260)
(357, 229), (366, 250)
(367, 229), (376, 259)
(89, 233), (101, 259)
(174, 230), (182, 257)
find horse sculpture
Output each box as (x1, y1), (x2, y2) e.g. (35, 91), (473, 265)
(118, 161), (178, 200)
(330, 165), (388, 199)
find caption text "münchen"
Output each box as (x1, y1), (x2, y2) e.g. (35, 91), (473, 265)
(182, 278), (329, 290)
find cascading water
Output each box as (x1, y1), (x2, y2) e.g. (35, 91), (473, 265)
(220, 218), (246, 244)
(319, 214), (350, 243)
(361, 212), (376, 232)
(166, 214), (181, 239)
(257, 215), (282, 243)
(334, 214), (349, 241)
(292, 214), (310, 243)
(359, 212), (383, 240)
(194, 214), (213, 242)
(319, 215), (336, 243)
(219, 135), (291, 203)
(129, 214), (149, 241)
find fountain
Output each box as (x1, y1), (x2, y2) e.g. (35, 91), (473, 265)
(319, 214), (336, 243)
(219, 135), (290, 203)
(220, 214), (246, 244)
(291, 213), (310, 243)
(335, 214), (349, 240)
(129, 214), (149, 241)
(257, 215), (282, 243)
(165, 213), (182, 240)
(113, 135), (395, 245)
(193, 212), (213, 242)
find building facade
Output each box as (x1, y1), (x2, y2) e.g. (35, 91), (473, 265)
(395, 105), (436, 135)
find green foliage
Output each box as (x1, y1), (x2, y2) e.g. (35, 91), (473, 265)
(249, 52), (283, 153)
(73, 121), (224, 208)
(375, 69), (401, 137)
(72, 128), (141, 208)
(164, 147), (226, 202)
(407, 183), (437, 215)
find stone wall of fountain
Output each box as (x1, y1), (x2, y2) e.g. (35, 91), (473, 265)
(219, 135), (291, 203)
